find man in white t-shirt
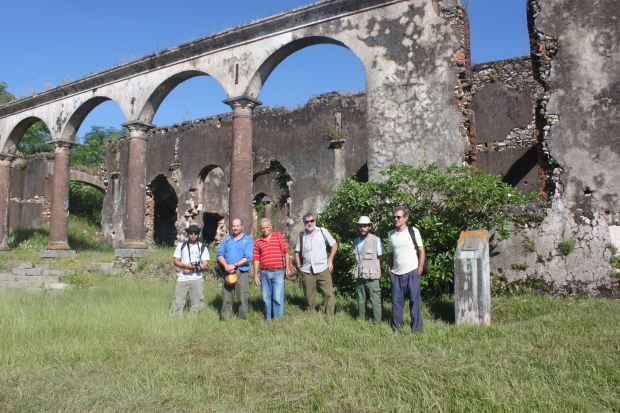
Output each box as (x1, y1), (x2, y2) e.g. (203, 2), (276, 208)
(387, 206), (426, 332)
(171, 224), (210, 316)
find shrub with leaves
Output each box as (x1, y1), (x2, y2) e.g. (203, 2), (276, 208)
(318, 163), (531, 297)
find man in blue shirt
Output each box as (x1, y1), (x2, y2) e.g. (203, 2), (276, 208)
(217, 218), (254, 320)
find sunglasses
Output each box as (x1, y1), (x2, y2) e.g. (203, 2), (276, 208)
(188, 232), (199, 235)
(304, 219), (315, 224)
(393, 215), (404, 220)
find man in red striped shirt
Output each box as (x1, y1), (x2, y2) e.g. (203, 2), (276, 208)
(253, 218), (291, 320)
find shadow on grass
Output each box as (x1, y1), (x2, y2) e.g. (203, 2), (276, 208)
(286, 291), (308, 311)
(425, 296), (455, 324)
(9, 225), (113, 252)
(68, 233), (113, 252)
(343, 299), (393, 323)
(9, 227), (50, 249)
(207, 293), (265, 318)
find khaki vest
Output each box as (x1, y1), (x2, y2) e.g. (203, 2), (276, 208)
(353, 234), (381, 280)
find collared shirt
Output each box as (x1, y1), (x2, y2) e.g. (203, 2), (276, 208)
(387, 226), (423, 275)
(174, 241), (210, 282)
(217, 234), (254, 272)
(295, 227), (336, 273)
(253, 232), (288, 269)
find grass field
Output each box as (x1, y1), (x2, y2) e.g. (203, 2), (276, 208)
(1, 276), (619, 412)
(1, 220), (619, 412)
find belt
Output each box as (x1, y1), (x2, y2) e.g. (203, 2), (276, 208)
(262, 267), (284, 272)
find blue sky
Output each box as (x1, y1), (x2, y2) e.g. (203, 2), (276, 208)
(1, 0), (529, 141)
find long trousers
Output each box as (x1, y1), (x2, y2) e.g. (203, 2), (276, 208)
(356, 278), (382, 323)
(301, 268), (335, 316)
(170, 279), (204, 316)
(221, 271), (249, 320)
(390, 269), (423, 332)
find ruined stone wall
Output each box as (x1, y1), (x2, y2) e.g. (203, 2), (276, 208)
(8, 154), (108, 231)
(472, 56), (544, 195)
(101, 92), (367, 248)
(10, 1), (620, 296)
(489, 0), (620, 297)
(8, 154), (53, 230)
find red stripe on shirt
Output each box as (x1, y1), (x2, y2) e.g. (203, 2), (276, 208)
(253, 232), (289, 269)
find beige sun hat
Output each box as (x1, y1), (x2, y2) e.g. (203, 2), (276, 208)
(356, 216), (372, 225)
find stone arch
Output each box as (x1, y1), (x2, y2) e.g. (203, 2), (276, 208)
(138, 70), (225, 124)
(245, 36), (365, 99)
(60, 96), (125, 142)
(4, 116), (53, 154)
(69, 169), (106, 192)
(147, 174), (178, 246)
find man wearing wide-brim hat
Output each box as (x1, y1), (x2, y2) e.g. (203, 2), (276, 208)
(171, 224), (209, 315)
(352, 216), (384, 323)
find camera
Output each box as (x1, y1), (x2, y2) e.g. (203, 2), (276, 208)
(191, 261), (202, 272)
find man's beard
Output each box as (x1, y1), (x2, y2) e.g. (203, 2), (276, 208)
(305, 224), (316, 233)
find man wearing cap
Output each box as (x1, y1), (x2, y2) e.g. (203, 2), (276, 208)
(294, 212), (338, 316)
(387, 206), (426, 332)
(352, 216), (384, 323)
(217, 218), (254, 320)
(171, 224), (209, 316)
(253, 218), (291, 321)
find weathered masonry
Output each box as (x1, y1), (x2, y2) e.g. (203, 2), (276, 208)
(1, 0), (619, 296)
(471, 0), (620, 296)
(0, 0), (470, 251)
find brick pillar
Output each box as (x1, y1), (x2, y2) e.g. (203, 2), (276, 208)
(46, 141), (76, 250)
(223, 96), (261, 236)
(0, 153), (16, 250)
(120, 121), (154, 249)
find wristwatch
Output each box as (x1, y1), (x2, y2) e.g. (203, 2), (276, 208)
(234, 263), (239, 269)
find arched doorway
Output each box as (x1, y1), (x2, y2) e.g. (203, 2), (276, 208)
(148, 175), (178, 246)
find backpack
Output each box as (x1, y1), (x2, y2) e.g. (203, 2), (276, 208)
(298, 227), (329, 265)
(407, 226), (428, 275)
(214, 236), (231, 278)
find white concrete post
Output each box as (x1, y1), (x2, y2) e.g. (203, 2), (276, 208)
(454, 230), (491, 326)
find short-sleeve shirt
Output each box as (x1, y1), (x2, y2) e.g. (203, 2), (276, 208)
(253, 232), (289, 269)
(387, 227), (423, 275)
(174, 241), (210, 281)
(217, 234), (254, 272)
(356, 237), (384, 256)
(295, 227), (336, 273)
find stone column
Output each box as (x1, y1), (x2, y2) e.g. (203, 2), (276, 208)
(46, 141), (76, 250)
(223, 96), (261, 235)
(264, 199), (273, 221)
(120, 121), (154, 249)
(0, 153), (16, 251)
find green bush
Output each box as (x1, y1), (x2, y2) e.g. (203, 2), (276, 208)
(318, 163), (531, 297)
